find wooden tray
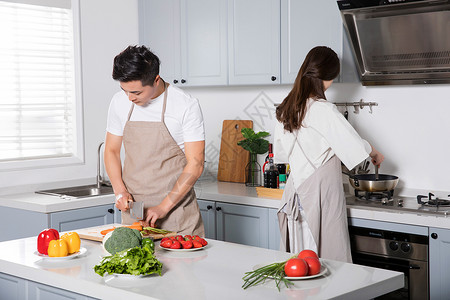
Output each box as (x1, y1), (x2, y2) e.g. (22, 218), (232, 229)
(255, 187), (284, 200)
(75, 223), (176, 242)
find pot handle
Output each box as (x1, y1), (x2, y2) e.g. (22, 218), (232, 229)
(342, 171), (360, 187)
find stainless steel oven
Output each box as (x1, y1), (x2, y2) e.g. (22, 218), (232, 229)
(349, 225), (429, 300)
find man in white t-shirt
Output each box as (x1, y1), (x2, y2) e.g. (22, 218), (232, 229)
(104, 45), (205, 236)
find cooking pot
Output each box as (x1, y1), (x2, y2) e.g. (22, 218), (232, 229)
(343, 171), (399, 192)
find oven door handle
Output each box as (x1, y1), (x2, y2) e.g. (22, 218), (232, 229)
(409, 264), (421, 270)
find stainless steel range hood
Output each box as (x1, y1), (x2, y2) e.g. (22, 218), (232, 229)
(337, 0), (450, 85)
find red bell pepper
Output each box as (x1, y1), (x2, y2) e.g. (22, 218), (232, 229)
(37, 229), (59, 255)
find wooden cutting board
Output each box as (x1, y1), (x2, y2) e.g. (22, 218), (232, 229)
(217, 120), (253, 183)
(75, 223), (176, 242)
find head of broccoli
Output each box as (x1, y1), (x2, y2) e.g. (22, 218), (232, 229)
(104, 227), (143, 255)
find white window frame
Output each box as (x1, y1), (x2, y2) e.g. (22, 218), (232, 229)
(0, 0), (84, 171)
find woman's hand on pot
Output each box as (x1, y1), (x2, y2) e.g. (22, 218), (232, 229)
(369, 148), (384, 166)
(115, 192), (132, 211)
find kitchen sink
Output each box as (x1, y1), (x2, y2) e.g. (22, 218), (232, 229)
(35, 184), (114, 199)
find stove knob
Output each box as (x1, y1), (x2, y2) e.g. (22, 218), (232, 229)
(431, 233), (438, 239)
(401, 242), (411, 253)
(389, 241), (399, 251)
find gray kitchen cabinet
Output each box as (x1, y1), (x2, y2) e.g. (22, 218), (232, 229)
(280, 0), (343, 84)
(0, 272), (98, 300)
(216, 202), (269, 248)
(227, 0), (280, 85)
(139, 0), (228, 87)
(429, 227), (450, 300)
(0, 204), (116, 242)
(268, 207), (281, 250)
(197, 199), (216, 239)
(0, 272), (27, 300)
(198, 199), (281, 249)
(50, 204), (115, 232)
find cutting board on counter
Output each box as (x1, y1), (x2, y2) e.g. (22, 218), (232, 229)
(75, 223), (176, 242)
(217, 120), (253, 183)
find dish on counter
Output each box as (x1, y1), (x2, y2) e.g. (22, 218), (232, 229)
(34, 247), (87, 261)
(158, 243), (206, 252)
(252, 262), (328, 280)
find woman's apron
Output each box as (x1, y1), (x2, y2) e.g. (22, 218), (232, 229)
(278, 132), (352, 263)
(120, 83), (205, 237)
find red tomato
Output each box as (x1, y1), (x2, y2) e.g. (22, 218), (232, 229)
(304, 257), (321, 275)
(170, 241), (181, 249)
(284, 258), (309, 277)
(182, 240), (193, 249)
(192, 240), (203, 248)
(298, 249), (319, 260)
(160, 239), (173, 248)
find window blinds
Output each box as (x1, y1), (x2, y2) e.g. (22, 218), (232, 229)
(0, 0), (76, 162)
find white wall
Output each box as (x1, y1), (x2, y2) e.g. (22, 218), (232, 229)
(186, 82), (450, 196)
(0, 0), (139, 192)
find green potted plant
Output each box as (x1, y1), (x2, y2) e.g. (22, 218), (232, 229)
(237, 128), (269, 186)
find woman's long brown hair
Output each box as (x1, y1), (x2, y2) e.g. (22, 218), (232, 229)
(276, 46), (340, 132)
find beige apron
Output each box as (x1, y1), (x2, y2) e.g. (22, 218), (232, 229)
(121, 83), (204, 236)
(278, 132), (352, 263)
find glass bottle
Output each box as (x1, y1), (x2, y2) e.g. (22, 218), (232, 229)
(263, 153), (279, 189)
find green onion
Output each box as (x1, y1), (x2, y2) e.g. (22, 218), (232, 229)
(142, 226), (173, 234)
(242, 260), (293, 291)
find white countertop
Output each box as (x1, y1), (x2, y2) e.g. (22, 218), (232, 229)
(0, 192), (115, 213)
(2, 180), (450, 230)
(0, 234), (403, 300)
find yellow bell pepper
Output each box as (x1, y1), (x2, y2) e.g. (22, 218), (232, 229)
(61, 232), (81, 254)
(48, 239), (69, 257)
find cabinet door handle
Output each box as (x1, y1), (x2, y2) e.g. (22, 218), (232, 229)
(431, 233), (438, 239)
(181, 79), (186, 84)
(206, 205), (213, 210)
(216, 207), (222, 211)
(271, 76), (277, 81)
(107, 208), (114, 214)
(173, 79), (178, 84)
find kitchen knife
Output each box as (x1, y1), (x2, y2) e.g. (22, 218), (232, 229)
(129, 201), (144, 221)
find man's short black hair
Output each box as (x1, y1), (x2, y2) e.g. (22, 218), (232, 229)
(112, 45), (160, 86)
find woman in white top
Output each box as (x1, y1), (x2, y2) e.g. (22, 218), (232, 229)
(274, 46), (384, 262)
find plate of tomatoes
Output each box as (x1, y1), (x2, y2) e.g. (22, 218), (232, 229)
(159, 235), (208, 251)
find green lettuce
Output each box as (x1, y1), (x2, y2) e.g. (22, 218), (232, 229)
(94, 246), (162, 277)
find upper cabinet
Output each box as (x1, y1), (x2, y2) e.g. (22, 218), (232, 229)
(139, 0), (228, 86)
(228, 0), (280, 85)
(139, 0), (356, 86)
(280, 0), (343, 84)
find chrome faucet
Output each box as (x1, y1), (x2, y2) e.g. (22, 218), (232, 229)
(97, 142), (111, 188)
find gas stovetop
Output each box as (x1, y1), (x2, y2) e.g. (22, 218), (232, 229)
(346, 191), (450, 216)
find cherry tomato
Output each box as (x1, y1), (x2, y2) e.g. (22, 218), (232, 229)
(284, 258), (309, 277)
(304, 257), (321, 275)
(170, 241), (181, 249)
(298, 249), (319, 260)
(192, 240), (203, 248)
(160, 239), (173, 248)
(182, 240), (193, 249)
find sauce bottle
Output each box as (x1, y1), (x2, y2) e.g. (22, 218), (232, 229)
(263, 153), (279, 188)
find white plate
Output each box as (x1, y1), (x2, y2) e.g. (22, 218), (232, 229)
(106, 273), (151, 279)
(34, 247), (87, 261)
(158, 243), (206, 252)
(253, 262), (328, 280)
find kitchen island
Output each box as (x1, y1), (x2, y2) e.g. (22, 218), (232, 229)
(0, 235), (403, 300)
